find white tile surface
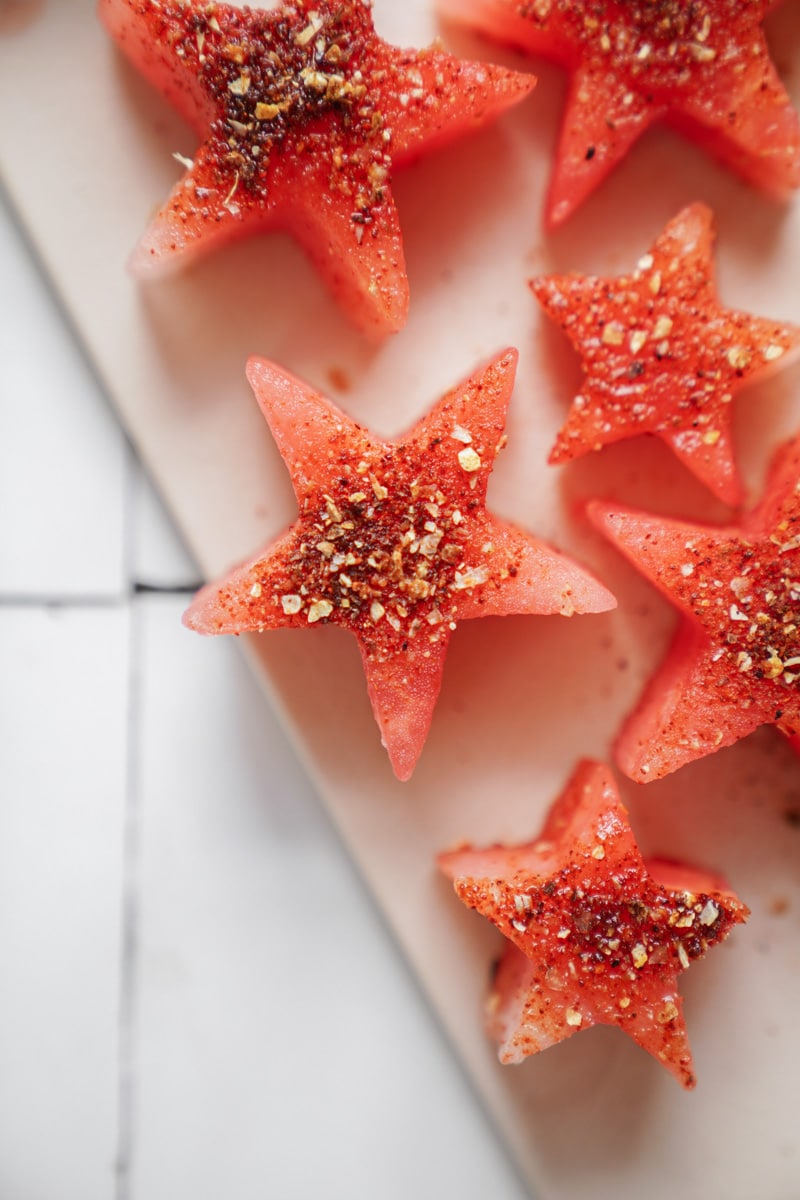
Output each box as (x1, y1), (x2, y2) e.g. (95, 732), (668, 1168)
(0, 190), (127, 599)
(131, 467), (199, 590)
(0, 604), (128, 1200)
(133, 596), (528, 1200)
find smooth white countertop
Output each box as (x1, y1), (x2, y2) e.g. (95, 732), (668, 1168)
(0, 187), (530, 1200)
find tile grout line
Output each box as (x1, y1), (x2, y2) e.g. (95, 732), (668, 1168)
(112, 449), (203, 1200)
(115, 445), (141, 1200)
(0, 595), (130, 608)
(0, 586), (202, 606)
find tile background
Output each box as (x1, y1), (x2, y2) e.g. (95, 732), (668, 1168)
(0, 188), (530, 1199)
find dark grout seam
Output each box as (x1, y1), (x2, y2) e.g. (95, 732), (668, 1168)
(0, 582), (202, 608)
(0, 594), (128, 608)
(115, 596), (141, 1200)
(115, 446), (139, 1200)
(133, 581), (203, 595)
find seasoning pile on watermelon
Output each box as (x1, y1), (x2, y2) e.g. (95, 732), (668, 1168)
(588, 434), (800, 782)
(439, 760), (749, 1087)
(531, 203), (800, 504)
(437, 0), (800, 226)
(184, 351), (615, 780)
(99, 0), (536, 334)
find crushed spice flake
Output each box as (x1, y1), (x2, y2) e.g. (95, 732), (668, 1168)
(457, 446), (482, 472)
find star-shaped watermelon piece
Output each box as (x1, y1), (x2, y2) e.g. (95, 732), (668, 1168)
(437, 0), (800, 227)
(183, 350), (615, 779)
(439, 760), (748, 1088)
(588, 434), (800, 782)
(98, 0), (536, 335)
(532, 203), (800, 504)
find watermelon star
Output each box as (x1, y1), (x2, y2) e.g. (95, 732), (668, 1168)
(437, 0), (800, 227)
(532, 203), (800, 505)
(98, 0), (536, 335)
(184, 350), (615, 780)
(588, 434), (800, 782)
(438, 760), (749, 1088)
